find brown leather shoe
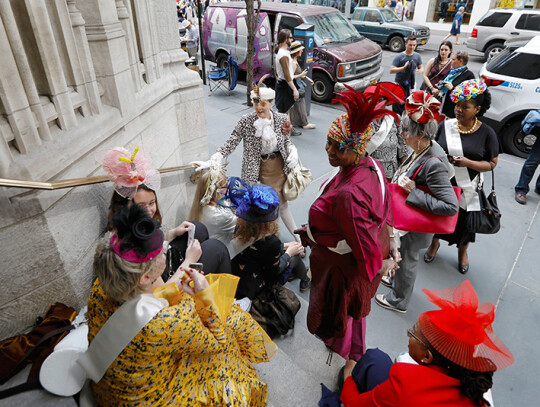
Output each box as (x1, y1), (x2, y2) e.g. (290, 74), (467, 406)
(515, 193), (527, 205)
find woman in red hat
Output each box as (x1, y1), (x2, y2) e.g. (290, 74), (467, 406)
(300, 85), (398, 365)
(341, 280), (514, 407)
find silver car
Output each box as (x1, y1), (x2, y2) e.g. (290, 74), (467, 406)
(466, 8), (540, 61)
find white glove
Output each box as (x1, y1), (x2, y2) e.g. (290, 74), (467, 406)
(190, 152), (223, 172)
(286, 144), (299, 169)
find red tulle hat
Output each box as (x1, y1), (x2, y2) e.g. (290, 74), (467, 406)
(404, 91), (445, 124)
(418, 280), (514, 372)
(363, 82), (406, 106)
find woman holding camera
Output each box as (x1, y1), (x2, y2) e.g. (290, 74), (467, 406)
(422, 41), (453, 95)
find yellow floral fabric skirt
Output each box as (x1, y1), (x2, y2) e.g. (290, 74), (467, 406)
(88, 280), (273, 406)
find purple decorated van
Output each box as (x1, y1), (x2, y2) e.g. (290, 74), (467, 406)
(203, 2), (383, 102)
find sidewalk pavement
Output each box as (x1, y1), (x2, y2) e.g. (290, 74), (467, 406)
(203, 83), (539, 406)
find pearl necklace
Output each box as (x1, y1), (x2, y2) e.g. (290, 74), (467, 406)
(457, 117), (478, 134)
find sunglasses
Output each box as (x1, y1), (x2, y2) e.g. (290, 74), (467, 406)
(407, 326), (429, 348)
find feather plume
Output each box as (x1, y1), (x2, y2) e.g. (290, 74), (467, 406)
(332, 84), (400, 135)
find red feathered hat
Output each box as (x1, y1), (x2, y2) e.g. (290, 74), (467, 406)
(404, 91), (445, 124)
(418, 280), (514, 372)
(328, 85), (399, 154)
(364, 82), (405, 106)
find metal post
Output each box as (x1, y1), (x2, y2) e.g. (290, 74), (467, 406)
(198, 0), (206, 84)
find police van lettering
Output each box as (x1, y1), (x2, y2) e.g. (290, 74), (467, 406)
(500, 81), (523, 90)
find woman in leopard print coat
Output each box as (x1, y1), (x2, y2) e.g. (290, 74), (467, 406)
(206, 85), (302, 242)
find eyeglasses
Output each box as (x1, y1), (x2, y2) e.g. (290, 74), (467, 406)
(289, 36), (294, 39)
(407, 326), (429, 348)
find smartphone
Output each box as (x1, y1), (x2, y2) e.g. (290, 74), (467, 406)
(187, 224), (196, 246)
(189, 262), (203, 271)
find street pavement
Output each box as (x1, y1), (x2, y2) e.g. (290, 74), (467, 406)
(202, 36), (539, 404)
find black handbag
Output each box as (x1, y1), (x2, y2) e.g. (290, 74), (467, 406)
(466, 164), (501, 234)
(250, 284), (301, 338)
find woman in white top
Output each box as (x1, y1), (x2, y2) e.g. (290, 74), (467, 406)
(274, 29), (300, 116)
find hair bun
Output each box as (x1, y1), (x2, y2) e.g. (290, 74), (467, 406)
(112, 204), (163, 256)
(132, 217), (157, 240)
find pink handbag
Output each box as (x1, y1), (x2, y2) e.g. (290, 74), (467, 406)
(390, 160), (461, 234)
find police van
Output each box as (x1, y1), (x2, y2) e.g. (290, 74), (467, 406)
(480, 35), (540, 158)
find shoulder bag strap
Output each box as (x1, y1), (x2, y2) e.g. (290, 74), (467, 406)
(409, 156), (442, 180)
(488, 161), (495, 192)
(429, 59), (452, 81)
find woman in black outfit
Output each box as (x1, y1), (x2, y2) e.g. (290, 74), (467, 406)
(424, 80), (498, 274)
(225, 178), (311, 299)
(437, 51), (475, 118)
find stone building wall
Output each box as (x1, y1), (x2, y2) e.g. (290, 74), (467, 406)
(0, 0), (207, 339)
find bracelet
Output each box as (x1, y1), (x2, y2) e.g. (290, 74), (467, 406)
(389, 234), (395, 238)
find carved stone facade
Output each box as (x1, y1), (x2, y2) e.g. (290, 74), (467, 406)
(0, 0), (207, 339)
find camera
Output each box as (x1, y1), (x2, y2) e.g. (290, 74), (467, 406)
(436, 81), (446, 89)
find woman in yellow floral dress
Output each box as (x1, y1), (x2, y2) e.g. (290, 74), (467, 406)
(88, 203), (275, 406)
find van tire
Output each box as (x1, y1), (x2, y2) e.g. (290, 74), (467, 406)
(484, 43), (504, 61)
(388, 36), (405, 52)
(216, 53), (229, 69)
(312, 72), (334, 103)
(502, 119), (535, 159)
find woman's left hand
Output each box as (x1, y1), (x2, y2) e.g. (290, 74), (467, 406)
(281, 120), (293, 135)
(306, 77), (314, 85)
(398, 176), (415, 194)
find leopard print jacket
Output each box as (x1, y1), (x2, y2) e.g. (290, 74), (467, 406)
(217, 111), (292, 184)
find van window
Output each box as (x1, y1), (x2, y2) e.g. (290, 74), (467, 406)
(477, 12), (512, 28)
(516, 14), (540, 31)
(488, 52), (540, 80)
(279, 15), (302, 33)
(304, 12), (360, 46)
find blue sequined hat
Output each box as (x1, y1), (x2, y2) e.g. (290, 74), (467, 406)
(224, 177), (280, 223)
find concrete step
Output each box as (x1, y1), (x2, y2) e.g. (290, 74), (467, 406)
(255, 282), (344, 407)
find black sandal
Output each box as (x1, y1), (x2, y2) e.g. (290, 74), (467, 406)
(423, 242), (440, 263)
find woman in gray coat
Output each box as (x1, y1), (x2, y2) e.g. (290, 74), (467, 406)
(375, 93), (459, 313)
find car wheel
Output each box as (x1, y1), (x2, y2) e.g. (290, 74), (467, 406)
(502, 120), (536, 158)
(388, 36), (405, 52)
(216, 53), (229, 69)
(484, 43), (504, 61)
(312, 72), (334, 103)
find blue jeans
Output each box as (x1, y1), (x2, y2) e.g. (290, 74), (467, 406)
(515, 136), (540, 195)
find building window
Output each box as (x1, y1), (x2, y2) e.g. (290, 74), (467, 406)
(426, 0), (475, 24)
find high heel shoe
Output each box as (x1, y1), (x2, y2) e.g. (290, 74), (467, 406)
(423, 242), (440, 263)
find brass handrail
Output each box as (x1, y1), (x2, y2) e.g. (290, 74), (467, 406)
(0, 164), (195, 190)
